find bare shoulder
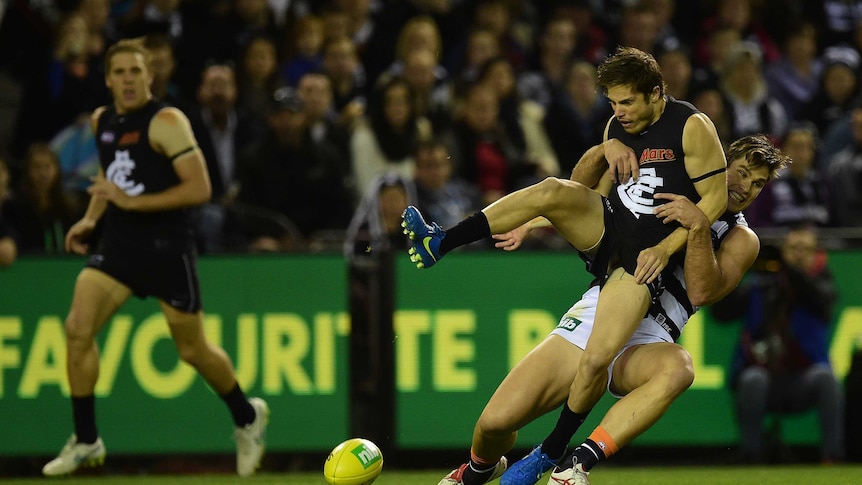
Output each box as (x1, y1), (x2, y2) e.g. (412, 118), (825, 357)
(90, 106), (108, 133)
(152, 106), (191, 126)
(718, 225), (760, 261)
(149, 106), (197, 155)
(683, 112), (719, 139)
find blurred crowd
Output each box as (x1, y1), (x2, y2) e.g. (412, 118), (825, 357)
(2, 0), (862, 258)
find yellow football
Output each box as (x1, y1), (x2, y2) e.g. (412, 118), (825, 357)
(323, 438), (384, 485)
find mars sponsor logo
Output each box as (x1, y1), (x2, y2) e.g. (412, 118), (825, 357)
(639, 148), (675, 164)
(118, 131), (141, 146)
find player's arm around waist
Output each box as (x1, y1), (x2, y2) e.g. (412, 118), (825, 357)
(128, 107), (212, 211)
(683, 113), (727, 224)
(686, 224), (759, 306)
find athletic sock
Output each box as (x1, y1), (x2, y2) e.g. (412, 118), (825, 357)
(541, 403), (589, 460)
(72, 395), (98, 444)
(220, 383), (256, 427)
(461, 450), (499, 485)
(572, 427), (620, 472)
(439, 212), (491, 255)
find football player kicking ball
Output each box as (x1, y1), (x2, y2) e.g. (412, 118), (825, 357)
(436, 135), (788, 485)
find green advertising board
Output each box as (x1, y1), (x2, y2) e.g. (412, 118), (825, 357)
(1, 251), (860, 456)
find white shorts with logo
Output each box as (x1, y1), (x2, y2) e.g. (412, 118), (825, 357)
(550, 285), (675, 398)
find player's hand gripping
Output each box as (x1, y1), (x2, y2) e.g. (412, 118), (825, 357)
(65, 218), (96, 254)
(492, 222), (533, 251)
(87, 174), (134, 210)
(653, 193), (709, 232)
(604, 138), (639, 184)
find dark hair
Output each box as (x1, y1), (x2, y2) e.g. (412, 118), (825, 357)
(596, 46), (665, 98)
(725, 134), (790, 182)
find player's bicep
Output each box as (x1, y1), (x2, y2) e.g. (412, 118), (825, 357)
(683, 113), (726, 177)
(683, 114), (727, 221)
(151, 107), (200, 158)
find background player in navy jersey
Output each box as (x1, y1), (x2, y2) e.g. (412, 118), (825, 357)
(437, 135), (788, 485)
(404, 46), (729, 485)
(42, 38), (268, 478)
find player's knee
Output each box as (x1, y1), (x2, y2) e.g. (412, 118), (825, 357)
(64, 311), (96, 348)
(579, 350), (614, 379)
(534, 177), (572, 206)
(476, 410), (517, 439)
(663, 347), (694, 392)
(175, 342), (203, 367)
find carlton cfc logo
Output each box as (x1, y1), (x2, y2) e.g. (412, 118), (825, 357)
(106, 150), (145, 196)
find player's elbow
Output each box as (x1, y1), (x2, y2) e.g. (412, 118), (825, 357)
(191, 180), (212, 205)
(688, 290), (712, 307)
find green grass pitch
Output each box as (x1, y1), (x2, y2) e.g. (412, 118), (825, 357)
(2, 466), (862, 484)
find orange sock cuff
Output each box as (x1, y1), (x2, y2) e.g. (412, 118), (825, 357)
(588, 426), (619, 457)
(469, 448), (497, 467)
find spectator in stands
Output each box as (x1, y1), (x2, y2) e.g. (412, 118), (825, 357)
(281, 14), (324, 87)
(119, 0), (211, 97)
(765, 21), (822, 122)
(549, 0), (607, 66)
(144, 33), (186, 108)
(351, 76), (432, 196)
(517, 16), (578, 109)
(449, 26), (500, 97)
(713, 226), (844, 464)
(825, 104), (862, 227)
(644, 0), (683, 54)
(380, 15), (447, 88)
(329, 0), (380, 60)
(236, 34), (283, 118)
(746, 123), (832, 228)
(212, 0), (283, 71)
(237, 87), (354, 246)
(689, 88), (731, 153)
(344, 171), (415, 261)
(477, 56), (560, 180)
(696, 0), (780, 66)
(11, 11), (109, 158)
(321, 36), (368, 131)
(470, 0), (528, 71)
(543, 60), (612, 175)
(400, 47), (454, 134)
(413, 138), (480, 231)
(659, 47), (697, 102)
(692, 25), (742, 94)
(296, 71), (352, 170)
(612, 1), (662, 56)
(0, 158), (17, 267)
(4, 143), (80, 254)
(443, 82), (533, 205)
(190, 63), (263, 205)
(719, 41), (788, 141)
(800, 46), (860, 138)
(187, 62), (265, 252)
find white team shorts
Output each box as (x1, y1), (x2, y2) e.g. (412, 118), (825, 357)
(549, 285), (674, 398)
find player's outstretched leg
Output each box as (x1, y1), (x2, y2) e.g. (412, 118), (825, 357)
(402, 206), (446, 268)
(42, 434), (106, 476)
(438, 457), (508, 485)
(234, 397), (270, 477)
(500, 444), (562, 485)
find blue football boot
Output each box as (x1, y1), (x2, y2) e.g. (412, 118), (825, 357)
(401, 205), (445, 268)
(499, 445), (561, 485)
